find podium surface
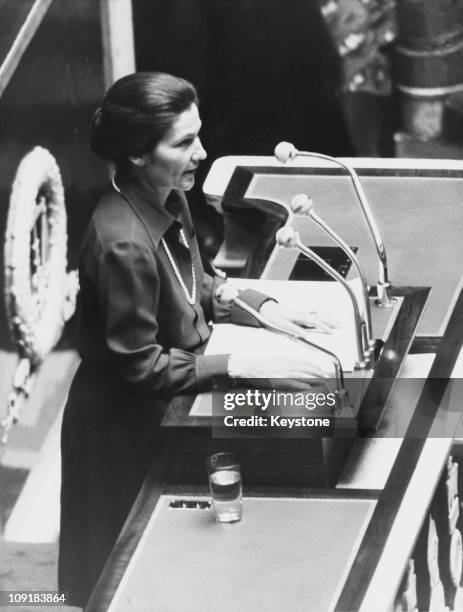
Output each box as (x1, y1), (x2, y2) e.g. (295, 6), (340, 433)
(87, 157), (463, 611)
(104, 493), (375, 612)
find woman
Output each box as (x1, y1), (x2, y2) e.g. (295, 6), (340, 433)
(59, 72), (331, 607)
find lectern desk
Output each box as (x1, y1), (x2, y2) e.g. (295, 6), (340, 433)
(160, 283), (427, 488)
(86, 288), (463, 612)
(86, 157), (463, 611)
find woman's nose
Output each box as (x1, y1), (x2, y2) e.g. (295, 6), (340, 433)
(192, 138), (207, 162)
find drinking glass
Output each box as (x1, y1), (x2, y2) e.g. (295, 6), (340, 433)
(207, 452), (242, 523)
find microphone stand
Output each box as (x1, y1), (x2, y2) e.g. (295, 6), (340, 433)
(274, 142), (396, 308)
(276, 227), (369, 369)
(291, 194), (375, 361)
(228, 294), (351, 416)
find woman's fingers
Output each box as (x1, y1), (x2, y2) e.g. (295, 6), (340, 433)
(292, 310), (341, 334)
(229, 355), (329, 379)
(259, 300), (340, 334)
(285, 363), (329, 379)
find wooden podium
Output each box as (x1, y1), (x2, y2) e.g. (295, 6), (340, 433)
(87, 288), (463, 612)
(160, 285), (428, 488)
(87, 157), (463, 612)
(159, 156), (444, 488)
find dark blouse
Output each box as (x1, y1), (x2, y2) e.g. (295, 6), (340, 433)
(75, 173), (268, 396)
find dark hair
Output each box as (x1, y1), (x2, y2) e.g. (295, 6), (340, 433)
(89, 72), (198, 165)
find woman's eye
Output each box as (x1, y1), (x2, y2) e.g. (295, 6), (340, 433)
(177, 138), (194, 148)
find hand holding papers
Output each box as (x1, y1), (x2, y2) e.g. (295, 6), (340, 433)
(215, 281), (356, 413)
(214, 278), (368, 373)
(216, 284), (331, 379)
(259, 299), (339, 336)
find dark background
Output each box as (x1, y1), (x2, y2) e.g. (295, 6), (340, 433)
(132, 0), (354, 251)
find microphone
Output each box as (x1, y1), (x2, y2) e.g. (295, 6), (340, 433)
(274, 142), (298, 164)
(274, 141), (395, 308)
(276, 227), (369, 369)
(215, 284), (350, 413)
(291, 194), (375, 359)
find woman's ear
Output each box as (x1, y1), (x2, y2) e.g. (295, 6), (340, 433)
(128, 156), (146, 167)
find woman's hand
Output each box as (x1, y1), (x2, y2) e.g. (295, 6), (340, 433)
(259, 300), (339, 335)
(228, 354), (329, 380)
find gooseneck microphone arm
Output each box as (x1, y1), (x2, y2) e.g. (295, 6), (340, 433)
(291, 194), (374, 357)
(276, 227), (368, 369)
(274, 141), (395, 307)
(215, 284), (350, 413)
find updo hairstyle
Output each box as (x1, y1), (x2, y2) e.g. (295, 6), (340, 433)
(89, 72), (198, 166)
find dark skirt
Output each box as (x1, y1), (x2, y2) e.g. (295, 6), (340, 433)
(58, 360), (166, 607)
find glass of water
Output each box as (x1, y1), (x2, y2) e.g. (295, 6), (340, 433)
(207, 452), (242, 523)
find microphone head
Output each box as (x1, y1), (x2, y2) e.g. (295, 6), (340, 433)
(274, 141), (297, 163)
(215, 283), (239, 305)
(291, 194), (313, 215)
(276, 226), (298, 248)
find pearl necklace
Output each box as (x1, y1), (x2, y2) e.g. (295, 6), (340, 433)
(111, 176), (197, 306)
(161, 231), (196, 305)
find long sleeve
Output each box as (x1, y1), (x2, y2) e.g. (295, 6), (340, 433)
(200, 272), (274, 326)
(75, 184), (277, 398)
(90, 239), (228, 397)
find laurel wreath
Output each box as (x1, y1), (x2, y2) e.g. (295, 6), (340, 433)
(4, 146), (78, 365)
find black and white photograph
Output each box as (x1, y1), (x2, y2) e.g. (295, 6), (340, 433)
(1, 1), (463, 610)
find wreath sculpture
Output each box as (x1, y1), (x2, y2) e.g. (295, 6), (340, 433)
(4, 146), (78, 365)
(2, 147), (78, 444)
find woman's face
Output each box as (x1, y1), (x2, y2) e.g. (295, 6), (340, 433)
(139, 103), (207, 192)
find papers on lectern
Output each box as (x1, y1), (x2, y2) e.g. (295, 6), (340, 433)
(208, 278), (365, 373)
